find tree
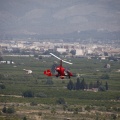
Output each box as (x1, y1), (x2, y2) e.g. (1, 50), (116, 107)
(96, 80), (101, 88)
(43, 50), (50, 55)
(104, 52), (108, 56)
(67, 80), (74, 90)
(105, 81), (108, 90)
(51, 63), (58, 74)
(0, 56), (3, 61)
(12, 48), (20, 53)
(70, 50), (76, 56)
(89, 82), (93, 89)
(75, 78), (81, 90)
(80, 78), (86, 90)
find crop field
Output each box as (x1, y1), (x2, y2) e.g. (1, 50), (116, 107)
(0, 56), (120, 120)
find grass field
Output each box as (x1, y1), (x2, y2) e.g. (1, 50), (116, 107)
(0, 56), (120, 120)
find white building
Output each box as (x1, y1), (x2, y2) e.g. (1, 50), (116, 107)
(56, 48), (67, 54)
(87, 49), (93, 54)
(76, 49), (84, 56)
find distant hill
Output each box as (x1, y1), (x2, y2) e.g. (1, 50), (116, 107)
(26, 30), (120, 40)
(0, 30), (120, 41)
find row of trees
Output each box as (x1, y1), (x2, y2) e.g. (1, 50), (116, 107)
(2, 106), (15, 114)
(67, 78), (108, 91)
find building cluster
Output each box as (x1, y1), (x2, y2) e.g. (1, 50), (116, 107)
(0, 40), (120, 59)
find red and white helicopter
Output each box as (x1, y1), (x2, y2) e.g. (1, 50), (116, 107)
(44, 53), (73, 79)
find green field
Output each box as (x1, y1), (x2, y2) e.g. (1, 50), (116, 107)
(0, 56), (120, 120)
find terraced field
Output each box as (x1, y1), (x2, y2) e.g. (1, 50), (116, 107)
(0, 56), (120, 120)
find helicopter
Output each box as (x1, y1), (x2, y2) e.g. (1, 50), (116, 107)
(44, 53), (73, 79)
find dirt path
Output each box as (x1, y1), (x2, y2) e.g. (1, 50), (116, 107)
(0, 94), (22, 98)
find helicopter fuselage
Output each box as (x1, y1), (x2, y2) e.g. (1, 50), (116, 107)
(44, 53), (73, 79)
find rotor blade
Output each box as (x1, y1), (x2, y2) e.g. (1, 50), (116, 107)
(62, 60), (73, 64)
(50, 53), (73, 65)
(50, 53), (61, 60)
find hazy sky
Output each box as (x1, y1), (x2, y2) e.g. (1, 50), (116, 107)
(0, 0), (120, 35)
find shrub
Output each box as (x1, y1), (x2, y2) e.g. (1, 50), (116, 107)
(30, 101), (38, 106)
(2, 106), (15, 114)
(2, 106), (7, 113)
(73, 107), (79, 114)
(23, 116), (27, 120)
(7, 107), (15, 114)
(56, 98), (65, 105)
(51, 107), (56, 115)
(36, 92), (47, 98)
(100, 74), (109, 79)
(22, 90), (34, 97)
(111, 114), (117, 120)
(63, 104), (68, 111)
(0, 84), (5, 89)
(98, 85), (106, 91)
(67, 107), (74, 111)
(38, 112), (42, 116)
(85, 105), (91, 112)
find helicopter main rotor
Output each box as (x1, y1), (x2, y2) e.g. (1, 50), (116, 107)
(50, 53), (73, 65)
